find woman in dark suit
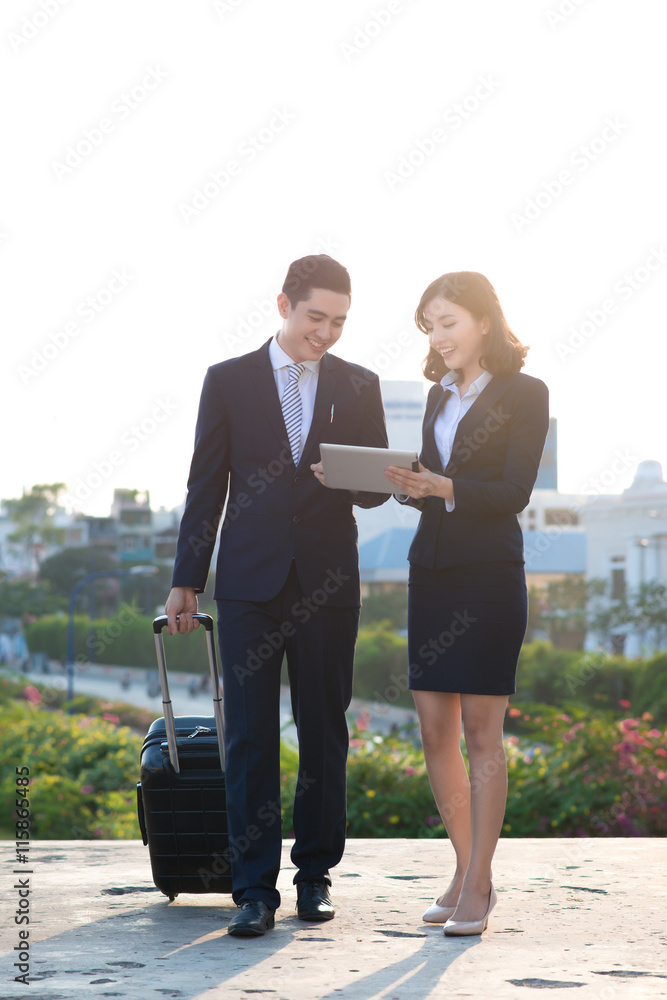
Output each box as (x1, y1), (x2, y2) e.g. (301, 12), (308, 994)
(385, 271), (549, 936)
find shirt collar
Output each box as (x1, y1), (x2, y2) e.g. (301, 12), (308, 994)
(440, 368), (493, 396)
(269, 335), (321, 376)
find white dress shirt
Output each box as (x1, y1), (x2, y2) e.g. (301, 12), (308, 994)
(269, 335), (320, 459)
(396, 368), (493, 511)
(435, 368), (493, 511)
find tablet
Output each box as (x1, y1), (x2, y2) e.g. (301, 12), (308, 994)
(319, 443), (419, 494)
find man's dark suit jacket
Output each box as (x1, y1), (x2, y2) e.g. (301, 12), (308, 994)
(172, 339), (389, 607)
(405, 371), (549, 569)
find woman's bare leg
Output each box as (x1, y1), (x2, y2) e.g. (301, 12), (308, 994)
(412, 690), (471, 908)
(448, 693), (508, 922)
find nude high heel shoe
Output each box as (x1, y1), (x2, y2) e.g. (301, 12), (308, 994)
(443, 883), (497, 936)
(422, 901), (457, 923)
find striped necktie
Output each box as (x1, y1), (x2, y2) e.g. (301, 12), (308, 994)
(282, 363), (305, 466)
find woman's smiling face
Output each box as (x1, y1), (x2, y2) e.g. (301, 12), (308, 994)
(422, 296), (489, 379)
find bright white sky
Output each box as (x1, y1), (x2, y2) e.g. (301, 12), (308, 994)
(3, 0), (666, 517)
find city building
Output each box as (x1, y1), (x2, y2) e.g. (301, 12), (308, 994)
(583, 459), (667, 657)
(5, 401), (665, 656)
(152, 506), (182, 564)
(534, 417), (558, 490)
(0, 498), (72, 578)
(111, 489), (153, 564)
(0, 506), (29, 577)
(354, 380), (424, 563)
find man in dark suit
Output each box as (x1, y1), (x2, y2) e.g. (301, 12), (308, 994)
(165, 255), (388, 936)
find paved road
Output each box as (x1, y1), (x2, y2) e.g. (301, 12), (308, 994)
(3, 838), (666, 999)
(9, 662), (419, 742)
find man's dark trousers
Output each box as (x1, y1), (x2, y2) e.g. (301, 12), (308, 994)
(171, 340), (389, 907)
(217, 562), (359, 911)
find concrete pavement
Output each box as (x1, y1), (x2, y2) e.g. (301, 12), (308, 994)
(1, 838), (666, 999)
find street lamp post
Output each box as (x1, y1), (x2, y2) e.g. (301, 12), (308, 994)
(67, 565), (157, 708)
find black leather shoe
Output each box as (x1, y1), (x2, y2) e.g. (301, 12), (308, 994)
(296, 880), (335, 921)
(228, 900), (275, 937)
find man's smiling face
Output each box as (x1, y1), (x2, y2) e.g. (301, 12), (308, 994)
(276, 287), (350, 362)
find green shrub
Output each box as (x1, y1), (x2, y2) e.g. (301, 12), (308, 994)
(504, 709), (667, 837)
(342, 704), (667, 839)
(0, 674), (156, 732)
(515, 641), (646, 716)
(0, 702), (143, 839)
(0, 695), (304, 841)
(359, 588), (407, 631)
(23, 614), (666, 724)
(352, 621), (411, 708)
(345, 724), (438, 837)
(631, 653), (667, 720)
(62, 695), (156, 733)
(279, 740), (299, 837)
(0, 675), (31, 706)
(23, 611), (220, 673)
(3, 689), (665, 841)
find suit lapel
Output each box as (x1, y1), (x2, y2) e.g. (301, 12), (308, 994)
(249, 340), (290, 455)
(248, 340), (337, 469)
(299, 353), (336, 469)
(422, 374), (514, 474)
(422, 386), (449, 472)
(451, 374), (511, 446)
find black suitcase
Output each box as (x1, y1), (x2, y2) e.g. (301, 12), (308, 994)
(136, 613), (233, 899)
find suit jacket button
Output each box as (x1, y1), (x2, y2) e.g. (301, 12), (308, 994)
(292, 515), (300, 524)
(294, 476), (301, 485)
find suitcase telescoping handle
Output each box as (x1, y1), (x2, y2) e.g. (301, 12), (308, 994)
(152, 614), (225, 775)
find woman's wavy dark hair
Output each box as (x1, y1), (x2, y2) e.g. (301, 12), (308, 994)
(415, 271), (528, 383)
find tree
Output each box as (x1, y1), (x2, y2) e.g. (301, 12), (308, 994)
(526, 584), (547, 643)
(359, 587), (408, 631)
(38, 547), (119, 616)
(0, 571), (64, 618)
(542, 577), (593, 650)
(587, 579), (667, 655)
(587, 594), (632, 652)
(527, 578), (607, 650)
(4, 484), (66, 576)
(630, 582), (667, 655)
(352, 620), (410, 706)
(119, 561), (172, 617)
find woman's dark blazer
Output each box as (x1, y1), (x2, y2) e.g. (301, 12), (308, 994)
(404, 371), (549, 570)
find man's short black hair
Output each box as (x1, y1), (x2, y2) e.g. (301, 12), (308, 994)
(282, 254), (351, 307)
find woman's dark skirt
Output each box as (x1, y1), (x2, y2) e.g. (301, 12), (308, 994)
(407, 561), (527, 695)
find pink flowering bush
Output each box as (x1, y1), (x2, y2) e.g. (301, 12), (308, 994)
(345, 704), (667, 838)
(344, 719), (437, 837)
(504, 706), (667, 837)
(3, 675), (664, 840)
